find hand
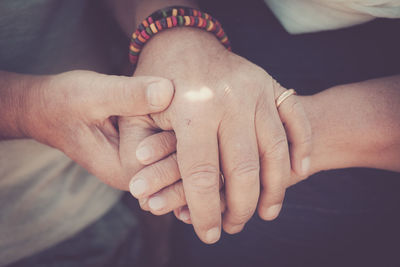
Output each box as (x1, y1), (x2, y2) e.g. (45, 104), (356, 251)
(130, 28), (312, 243)
(20, 70), (174, 190)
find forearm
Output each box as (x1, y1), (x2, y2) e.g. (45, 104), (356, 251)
(302, 75), (400, 173)
(0, 71), (41, 140)
(106, 0), (198, 37)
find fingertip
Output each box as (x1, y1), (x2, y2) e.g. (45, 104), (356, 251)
(204, 227), (221, 244)
(258, 203), (282, 221)
(148, 195), (166, 212)
(146, 79), (174, 110)
(136, 145), (153, 163)
(129, 177), (148, 198)
(223, 222), (245, 235)
(178, 206), (191, 222)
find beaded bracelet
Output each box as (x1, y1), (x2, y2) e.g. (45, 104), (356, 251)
(129, 6), (232, 65)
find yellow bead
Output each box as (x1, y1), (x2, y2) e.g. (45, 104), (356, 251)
(206, 21), (214, 31)
(150, 23), (158, 34)
(130, 45), (140, 52)
(184, 16), (191, 26)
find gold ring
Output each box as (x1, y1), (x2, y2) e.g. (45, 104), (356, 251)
(275, 89), (297, 108)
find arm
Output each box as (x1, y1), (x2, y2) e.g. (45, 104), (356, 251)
(0, 70), (174, 189)
(0, 71), (39, 139)
(304, 75), (400, 174)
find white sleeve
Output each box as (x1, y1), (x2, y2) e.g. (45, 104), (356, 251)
(264, 0), (400, 34)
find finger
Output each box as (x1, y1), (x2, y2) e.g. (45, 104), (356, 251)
(173, 190), (227, 225)
(174, 206), (192, 224)
(255, 95), (291, 221)
(119, 116), (156, 187)
(140, 175), (225, 215)
(129, 153), (180, 198)
(96, 75), (174, 117)
(136, 131), (177, 164)
(175, 123), (222, 244)
(219, 115), (260, 234)
(65, 126), (124, 189)
(277, 95), (312, 179)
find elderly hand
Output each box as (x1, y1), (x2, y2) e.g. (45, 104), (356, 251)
(15, 70), (174, 190)
(129, 28), (312, 244)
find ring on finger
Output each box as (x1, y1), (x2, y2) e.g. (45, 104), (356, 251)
(275, 89), (297, 109)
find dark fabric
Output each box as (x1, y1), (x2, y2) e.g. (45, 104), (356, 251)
(169, 1), (400, 267)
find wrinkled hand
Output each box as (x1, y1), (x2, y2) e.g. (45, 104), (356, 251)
(128, 28), (312, 244)
(21, 70), (173, 190)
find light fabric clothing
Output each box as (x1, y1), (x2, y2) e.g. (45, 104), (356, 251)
(0, 140), (122, 266)
(265, 0), (400, 33)
(0, 0), (125, 265)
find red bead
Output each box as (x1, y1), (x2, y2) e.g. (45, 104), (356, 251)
(129, 54), (138, 64)
(155, 20), (162, 31)
(141, 30), (150, 39)
(172, 16), (177, 26)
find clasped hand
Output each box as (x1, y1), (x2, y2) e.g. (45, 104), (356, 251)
(126, 29), (313, 244)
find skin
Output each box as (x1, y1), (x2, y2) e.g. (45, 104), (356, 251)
(1, 0), (395, 248)
(0, 70), (174, 189)
(134, 75), (400, 225)
(107, 0), (312, 243)
(109, 0), (400, 244)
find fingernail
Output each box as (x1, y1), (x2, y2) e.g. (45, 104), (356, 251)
(136, 146), (152, 162)
(148, 196), (166, 211)
(301, 157), (310, 175)
(147, 81), (173, 108)
(205, 227), (220, 244)
(263, 204), (282, 220)
(179, 208), (190, 221)
(129, 178), (148, 197)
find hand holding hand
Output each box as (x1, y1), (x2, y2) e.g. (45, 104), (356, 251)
(19, 70), (174, 189)
(129, 28), (312, 243)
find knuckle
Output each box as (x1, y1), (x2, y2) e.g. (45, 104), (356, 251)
(228, 160), (259, 185)
(150, 163), (171, 184)
(185, 163), (219, 194)
(227, 209), (255, 225)
(264, 135), (288, 161)
(230, 159), (260, 178)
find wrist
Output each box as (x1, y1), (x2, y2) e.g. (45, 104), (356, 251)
(299, 90), (361, 174)
(130, 4), (230, 67)
(0, 72), (39, 139)
(135, 27), (227, 76)
(14, 74), (51, 141)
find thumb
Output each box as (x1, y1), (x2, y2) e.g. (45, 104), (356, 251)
(96, 75), (174, 117)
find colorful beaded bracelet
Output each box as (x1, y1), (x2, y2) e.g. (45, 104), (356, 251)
(129, 6), (232, 65)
